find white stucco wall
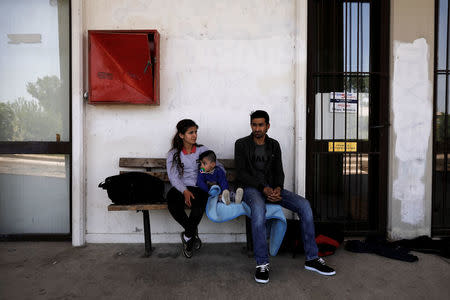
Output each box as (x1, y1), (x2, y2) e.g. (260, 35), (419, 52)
(82, 0), (300, 243)
(389, 0), (434, 239)
(71, 0), (440, 245)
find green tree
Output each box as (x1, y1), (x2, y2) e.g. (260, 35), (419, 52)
(9, 97), (59, 141)
(26, 75), (65, 116)
(0, 102), (16, 141)
(2, 76), (65, 141)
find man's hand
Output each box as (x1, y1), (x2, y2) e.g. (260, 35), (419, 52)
(267, 187), (282, 202)
(272, 187), (281, 197)
(183, 189), (195, 207)
(263, 187), (273, 198)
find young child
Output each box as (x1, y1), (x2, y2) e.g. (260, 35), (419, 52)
(197, 150), (243, 205)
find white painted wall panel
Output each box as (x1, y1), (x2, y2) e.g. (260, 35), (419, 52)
(392, 39), (431, 227)
(389, 0), (434, 239)
(83, 0), (297, 242)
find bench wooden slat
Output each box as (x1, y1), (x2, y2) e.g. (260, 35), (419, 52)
(119, 157), (236, 182)
(218, 159), (235, 169)
(108, 204), (168, 211)
(120, 158), (166, 168)
(120, 157), (235, 169)
(118, 170), (234, 183)
(119, 170), (169, 181)
(118, 170), (235, 183)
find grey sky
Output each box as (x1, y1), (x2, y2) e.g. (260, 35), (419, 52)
(0, 0), (60, 103)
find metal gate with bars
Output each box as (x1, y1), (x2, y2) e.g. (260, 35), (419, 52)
(433, 0), (450, 236)
(306, 0), (390, 235)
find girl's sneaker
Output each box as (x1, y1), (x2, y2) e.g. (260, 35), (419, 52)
(193, 234), (202, 250)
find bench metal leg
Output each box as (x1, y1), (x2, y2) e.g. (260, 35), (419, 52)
(245, 216), (253, 257)
(142, 210), (152, 257)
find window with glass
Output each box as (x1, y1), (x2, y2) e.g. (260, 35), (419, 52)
(0, 0), (71, 238)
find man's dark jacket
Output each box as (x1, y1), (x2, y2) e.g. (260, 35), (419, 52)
(234, 134), (284, 192)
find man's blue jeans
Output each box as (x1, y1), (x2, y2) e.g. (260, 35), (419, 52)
(243, 187), (319, 265)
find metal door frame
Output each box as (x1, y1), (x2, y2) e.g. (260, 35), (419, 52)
(306, 0), (390, 235)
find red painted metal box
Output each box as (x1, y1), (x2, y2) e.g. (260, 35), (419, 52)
(88, 30), (160, 105)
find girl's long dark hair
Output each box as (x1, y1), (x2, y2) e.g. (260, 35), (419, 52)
(170, 119), (200, 175)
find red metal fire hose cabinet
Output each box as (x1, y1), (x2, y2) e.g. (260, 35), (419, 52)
(88, 30), (160, 105)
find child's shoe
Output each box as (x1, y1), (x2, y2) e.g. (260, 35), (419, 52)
(222, 189), (231, 205)
(235, 188), (243, 204)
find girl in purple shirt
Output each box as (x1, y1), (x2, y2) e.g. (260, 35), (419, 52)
(166, 119), (210, 258)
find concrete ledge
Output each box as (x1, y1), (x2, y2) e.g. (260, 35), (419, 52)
(388, 228), (431, 240)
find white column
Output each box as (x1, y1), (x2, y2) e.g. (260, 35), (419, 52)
(71, 0), (86, 246)
(294, 0), (308, 196)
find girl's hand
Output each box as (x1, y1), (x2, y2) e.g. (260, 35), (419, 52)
(183, 190), (195, 207)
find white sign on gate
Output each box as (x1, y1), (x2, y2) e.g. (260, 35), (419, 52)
(329, 92), (358, 113)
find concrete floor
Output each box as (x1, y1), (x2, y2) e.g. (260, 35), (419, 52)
(1, 242), (449, 300)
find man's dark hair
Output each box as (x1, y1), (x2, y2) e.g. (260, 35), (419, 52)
(199, 150), (216, 162)
(250, 110), (270, 124)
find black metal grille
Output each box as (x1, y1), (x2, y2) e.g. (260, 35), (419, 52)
(307, 0), (389, 234)
(433, 0), (450, 235)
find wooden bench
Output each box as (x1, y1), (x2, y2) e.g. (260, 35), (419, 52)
(107, 157), (252, 257)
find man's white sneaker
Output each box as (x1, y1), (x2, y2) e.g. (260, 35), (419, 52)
(304, 258), (336, 276)
(255, 263), (270, 283)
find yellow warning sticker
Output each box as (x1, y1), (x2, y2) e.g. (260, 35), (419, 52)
(328, 142), (357, 152)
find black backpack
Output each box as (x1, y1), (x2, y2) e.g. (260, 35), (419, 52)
(98, 172), (165, 205)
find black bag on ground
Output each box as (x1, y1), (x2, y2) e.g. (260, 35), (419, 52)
(345, 236), (419, 262)
(98, 172), (164, 204)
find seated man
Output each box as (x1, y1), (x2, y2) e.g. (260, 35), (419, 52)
(234, 110), (336, 284)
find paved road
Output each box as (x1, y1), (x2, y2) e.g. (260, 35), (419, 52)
(1, 242), (449, 299)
